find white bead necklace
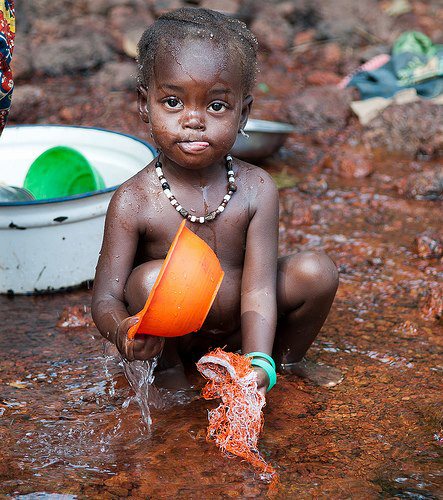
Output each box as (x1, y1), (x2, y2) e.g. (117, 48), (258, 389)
(155, 155), (237, 223)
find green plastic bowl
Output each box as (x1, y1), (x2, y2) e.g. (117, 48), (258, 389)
(23, 146), (105, 200)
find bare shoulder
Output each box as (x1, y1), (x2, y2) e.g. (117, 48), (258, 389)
(235, 158), (277, 189)
(109, 162), (156, 210)
(234, 157), (278, 202)
(106, 161), (157, 229)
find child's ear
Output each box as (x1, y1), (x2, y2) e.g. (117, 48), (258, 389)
(239, 95), (253, 131)
(137, 85), (150, 123)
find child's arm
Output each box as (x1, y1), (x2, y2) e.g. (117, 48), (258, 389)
(91, 184), (163, 361)
(241, 170), (279, 390)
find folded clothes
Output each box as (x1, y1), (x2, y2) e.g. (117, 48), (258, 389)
(0, 0), (15, 136)
(350, 88), (443, 125)
(347, 31), (443, 100)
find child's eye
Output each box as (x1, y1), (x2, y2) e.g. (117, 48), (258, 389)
(209, 102), (227, 112)
(164, 97), (183, 109)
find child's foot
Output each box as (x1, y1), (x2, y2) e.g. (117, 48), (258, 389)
(279, 358), (344, 387)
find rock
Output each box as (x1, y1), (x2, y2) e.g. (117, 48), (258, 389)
(58, 107), (76, 123)
(32, 35), (113, 76)
(151, 0), (185, 18)
(396, 168), (443, 201)
(293, 29), (316, 46)
(306, 70), (341, 86)
(357, 44), (391, 62)
(420, 285), (443, 322)
(108, 8), (154, 57)
(31, 18), (70, 40)
(121, 26), (148, 59)
(278, 0), (321, 32)
(10, 41), (33, 81)
(8, 85), (44, 123)
(18, 0), (33, 34)
(93, 61), (138, 91)
(286, 86), (353, 134)
(108, 6), (137, 30)
(315, 0), (393, 45)
(88, 0), (139, 15)
(250, 7), (293, 51)
(415, 233), (443, 259)
(200, 0), (240, 15)
(274, 0), (300, 19)
(56, 306), (94, 328)
(297, 176), (329, 196)
(322, 43), (343, 66)
(280, 194), (314, 226)
(322, 145), (374, 179)
(24, 0), (74, 20)
(363, 101), (443, 158)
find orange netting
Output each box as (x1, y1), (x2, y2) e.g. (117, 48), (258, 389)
(196, 348), (277, 482)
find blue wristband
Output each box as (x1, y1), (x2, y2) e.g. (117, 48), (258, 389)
(250, 358), (277, 392)
(245, 351), (276, 371)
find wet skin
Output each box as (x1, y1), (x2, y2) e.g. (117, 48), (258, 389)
(92, 38), (339, 393)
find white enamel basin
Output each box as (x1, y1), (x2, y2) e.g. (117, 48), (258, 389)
(0, 125), (155, 294)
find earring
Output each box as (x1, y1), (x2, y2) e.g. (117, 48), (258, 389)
(239, 128), (249, 138)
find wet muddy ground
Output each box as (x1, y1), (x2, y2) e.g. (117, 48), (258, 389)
(1, 148), (441, 498)
(2, 1), (443, 497)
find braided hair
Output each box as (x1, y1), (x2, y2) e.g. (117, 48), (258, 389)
(137, 7), (258, 96)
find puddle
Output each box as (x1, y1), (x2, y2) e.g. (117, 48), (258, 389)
(1, 107), (442, 499)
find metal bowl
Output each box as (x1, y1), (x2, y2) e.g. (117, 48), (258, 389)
(231, 119), (295, 161)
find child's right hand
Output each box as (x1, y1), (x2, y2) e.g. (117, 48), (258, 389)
(115, 317), (165, 361)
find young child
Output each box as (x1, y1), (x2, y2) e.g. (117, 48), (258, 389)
(91, 7), (341, 395)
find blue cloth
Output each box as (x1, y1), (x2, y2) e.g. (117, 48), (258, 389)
(349, 59), (443, 100)
(348, 31), (443, 100)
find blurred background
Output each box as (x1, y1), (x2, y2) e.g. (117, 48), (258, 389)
(9, 0), (442, 161)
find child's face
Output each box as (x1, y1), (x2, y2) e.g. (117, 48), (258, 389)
(139, 38), (252, 169)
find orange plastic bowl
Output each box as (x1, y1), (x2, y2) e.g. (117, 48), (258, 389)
(128, 220), (224, 338)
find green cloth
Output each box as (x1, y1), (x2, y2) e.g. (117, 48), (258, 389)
(392, 31), (443, 86)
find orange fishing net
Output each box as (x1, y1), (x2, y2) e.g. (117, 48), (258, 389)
(196, 348), (277, 481)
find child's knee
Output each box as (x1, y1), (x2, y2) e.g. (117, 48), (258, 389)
(281, 251), (338, 300)
(124, 259), (164, 314)
(298, 251), (339, 297)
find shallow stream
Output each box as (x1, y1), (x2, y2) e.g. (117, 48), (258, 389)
(0, 152), (441, 498)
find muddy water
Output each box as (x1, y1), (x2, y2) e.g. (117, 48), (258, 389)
(0, 153), (442, 498)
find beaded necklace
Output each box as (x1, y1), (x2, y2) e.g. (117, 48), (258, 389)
(155, 154), (237, 223)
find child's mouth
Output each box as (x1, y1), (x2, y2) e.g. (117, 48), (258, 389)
(178, 141), (210, 153)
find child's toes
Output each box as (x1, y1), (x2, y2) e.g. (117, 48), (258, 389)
(280, 358), (344, 387)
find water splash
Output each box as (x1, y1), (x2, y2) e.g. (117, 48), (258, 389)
(101, 341), (163, 429)
(121, 356), (163, 429)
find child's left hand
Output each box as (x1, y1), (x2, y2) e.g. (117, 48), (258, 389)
(253, 367), (269, 398)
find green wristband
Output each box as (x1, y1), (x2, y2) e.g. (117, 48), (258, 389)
(245, 351), (276, 371)
(250, 358), (277, 392)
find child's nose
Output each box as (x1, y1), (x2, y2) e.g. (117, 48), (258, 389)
(181, 110), (205, 130)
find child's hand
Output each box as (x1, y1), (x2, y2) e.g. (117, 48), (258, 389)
(253, 367), (268, 398)
(115, 317), (164, 361)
